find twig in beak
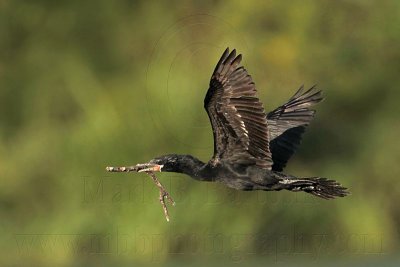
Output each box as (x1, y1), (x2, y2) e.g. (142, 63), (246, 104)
(145, 171), (175, 222)
(106, 163), (156, 172)
(106, 163), (175, 221)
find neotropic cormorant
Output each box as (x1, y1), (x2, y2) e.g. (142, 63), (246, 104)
(107, 48), (349, 221)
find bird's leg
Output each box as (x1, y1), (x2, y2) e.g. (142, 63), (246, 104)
(145, 171), (175, 222)
(106, 163), (175, 221)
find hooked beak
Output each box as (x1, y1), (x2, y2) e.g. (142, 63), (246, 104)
(138, 163), (163, 173)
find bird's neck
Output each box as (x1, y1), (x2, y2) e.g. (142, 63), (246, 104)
(168, 155), (212, 181)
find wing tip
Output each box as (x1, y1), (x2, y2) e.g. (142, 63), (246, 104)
(221, 47), (243, 65)
(291, 84), (324, 104)
(212, 47), (244, 78)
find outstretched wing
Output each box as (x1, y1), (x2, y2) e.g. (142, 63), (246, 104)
(267, 85), (323, 171)
(204, 48), (272, 169)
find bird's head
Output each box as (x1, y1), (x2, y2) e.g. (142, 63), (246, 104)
(106, 154), (203, 174)
(148, 154), (182, 172)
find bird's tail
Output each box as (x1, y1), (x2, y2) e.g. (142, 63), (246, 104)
(284, 177), (350, 199)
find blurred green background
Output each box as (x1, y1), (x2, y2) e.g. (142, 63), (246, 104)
(1, 0), (400, 266)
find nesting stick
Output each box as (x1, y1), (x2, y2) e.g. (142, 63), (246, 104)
(106, 164), (175, 221)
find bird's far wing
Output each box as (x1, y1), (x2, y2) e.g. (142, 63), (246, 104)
(267, 85), (323, 171)
(204, 48), (272, 169)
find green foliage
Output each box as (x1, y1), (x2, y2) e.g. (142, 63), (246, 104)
(1, 0), (399, 266)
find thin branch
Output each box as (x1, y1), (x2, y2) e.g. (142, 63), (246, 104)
(106, 163), (150, 172)
(146, 171), (175, 222)
(106, 164), (175, 221)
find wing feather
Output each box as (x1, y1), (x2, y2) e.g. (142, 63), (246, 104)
(204, 48), (272, 169)
(267, 85), (323, 171)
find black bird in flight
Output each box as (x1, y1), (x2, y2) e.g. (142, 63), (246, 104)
(107, 48), (349, 221)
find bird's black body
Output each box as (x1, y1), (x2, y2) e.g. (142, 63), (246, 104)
(108, 48), (349, 202)
(149, 48), (349, 199)
(151, 154), (279, 189)
(150, 154), (348, 199)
